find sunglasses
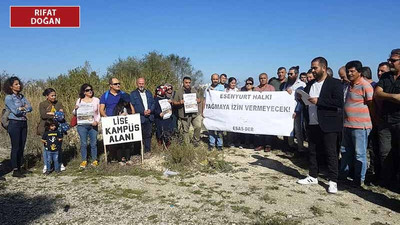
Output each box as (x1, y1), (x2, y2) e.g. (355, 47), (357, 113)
(288, 73), (295, 76)
(112, 83), (121, 86)
(246, 83), (253, 85)
(388, 58), (400, 63)
(84, 89), (92, 92)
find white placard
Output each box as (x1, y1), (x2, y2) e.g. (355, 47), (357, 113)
(159, 99), (172, 120)
(101, 114), (142, 145)
(203, 90), (297, 136)
(77, 102), (95, 125)
(183, 93), (198, 113)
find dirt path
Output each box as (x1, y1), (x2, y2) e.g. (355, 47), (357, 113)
(1, 148), (399, 225)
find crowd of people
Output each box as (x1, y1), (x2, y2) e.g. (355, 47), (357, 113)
(1, 48), (399, 195)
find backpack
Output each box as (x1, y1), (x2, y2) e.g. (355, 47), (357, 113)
(104, 90), (125, 102)
(1, 108), (10, 129)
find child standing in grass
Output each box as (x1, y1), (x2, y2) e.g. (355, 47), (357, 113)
(41, 121), (63, 175)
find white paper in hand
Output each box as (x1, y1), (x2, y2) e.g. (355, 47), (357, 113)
(296, 89), (312, 106)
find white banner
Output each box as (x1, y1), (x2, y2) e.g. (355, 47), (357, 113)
(101, 114), (142, 145)
(203, 90), (297, 136)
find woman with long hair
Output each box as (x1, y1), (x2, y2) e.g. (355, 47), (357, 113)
(3, 76), (32, 177)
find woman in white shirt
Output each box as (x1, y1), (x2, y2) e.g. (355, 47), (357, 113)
(73, 84), (100, 168)
(225, 77), (241, 148)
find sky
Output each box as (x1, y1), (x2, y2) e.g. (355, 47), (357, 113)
(1, 0), (399, 85)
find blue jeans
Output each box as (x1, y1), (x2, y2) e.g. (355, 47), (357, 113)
(43, 147), (48, 167)
(209, 130), (223, 148)
(339, 127), (371, 182)
(46, 151), (60, 172)
(77, 125), (98, 161)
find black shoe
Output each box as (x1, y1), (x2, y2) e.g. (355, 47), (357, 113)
(208, 146), (215, 151)
(44, 171), (51, 176)
(12, 170), (26, 178)
(20, 168), (32, 174)
(0, 176), (5, 181)
(217, 146), (223, 151)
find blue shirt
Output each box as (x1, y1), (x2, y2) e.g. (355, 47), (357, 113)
(100, 90), (125, 116)
(5, 94), (32, 121)
(204, 84), (225, 98)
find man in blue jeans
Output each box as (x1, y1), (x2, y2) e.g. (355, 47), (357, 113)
(204, 73), (225, 150)
(130, 78), (155, 152)
(339, 61), (374, 186)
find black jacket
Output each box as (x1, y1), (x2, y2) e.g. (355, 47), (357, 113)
(303, 76), (344, 133)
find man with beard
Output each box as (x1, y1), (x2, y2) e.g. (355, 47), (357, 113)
(130, 78), (155, 153)
(374, 49), (400, 189)
(297, 57), (343, 194)
(269, 67), (287, 91)
(285, 66), (306, 152)
(173, 77), (202, 146)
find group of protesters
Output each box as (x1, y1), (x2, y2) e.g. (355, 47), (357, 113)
(1, 48), (400, 195)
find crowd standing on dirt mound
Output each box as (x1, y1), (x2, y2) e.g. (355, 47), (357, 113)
(1, 48), (400, 195)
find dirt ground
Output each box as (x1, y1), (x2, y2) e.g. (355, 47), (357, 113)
(0, 147), (399, 225)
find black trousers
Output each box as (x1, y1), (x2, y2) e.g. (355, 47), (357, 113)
(7, 120), (28, 170)
(141, 120), (153, 152)
(307, 125), (339, 183)
(378, 122), (400, 187)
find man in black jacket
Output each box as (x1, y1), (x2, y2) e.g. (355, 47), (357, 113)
(297, 57), (344, 194)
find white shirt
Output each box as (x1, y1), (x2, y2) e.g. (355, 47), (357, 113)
(225, 87), (239, 93)
(140, 92), (148, 110)
(308, 80), (325, 125)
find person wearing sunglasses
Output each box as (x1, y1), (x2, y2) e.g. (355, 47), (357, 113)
(240, 77), (255, 148)
(100, 77), (132, 117)
(74, 84), (100, 168)
(285, 66), (306, 153)
(164, 83), (178, 132)
(374, 48), (400, 188)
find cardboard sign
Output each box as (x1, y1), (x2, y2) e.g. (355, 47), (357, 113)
(101, 114), (142, 145)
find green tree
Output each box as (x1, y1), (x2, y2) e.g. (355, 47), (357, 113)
(167, 54), (203, 87)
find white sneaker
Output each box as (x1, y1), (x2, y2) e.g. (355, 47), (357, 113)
(42, 165), (47, 174)
(328, 181), (338, 194)
(60, 164), (66, 171)
(297, 176), (318, 185)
